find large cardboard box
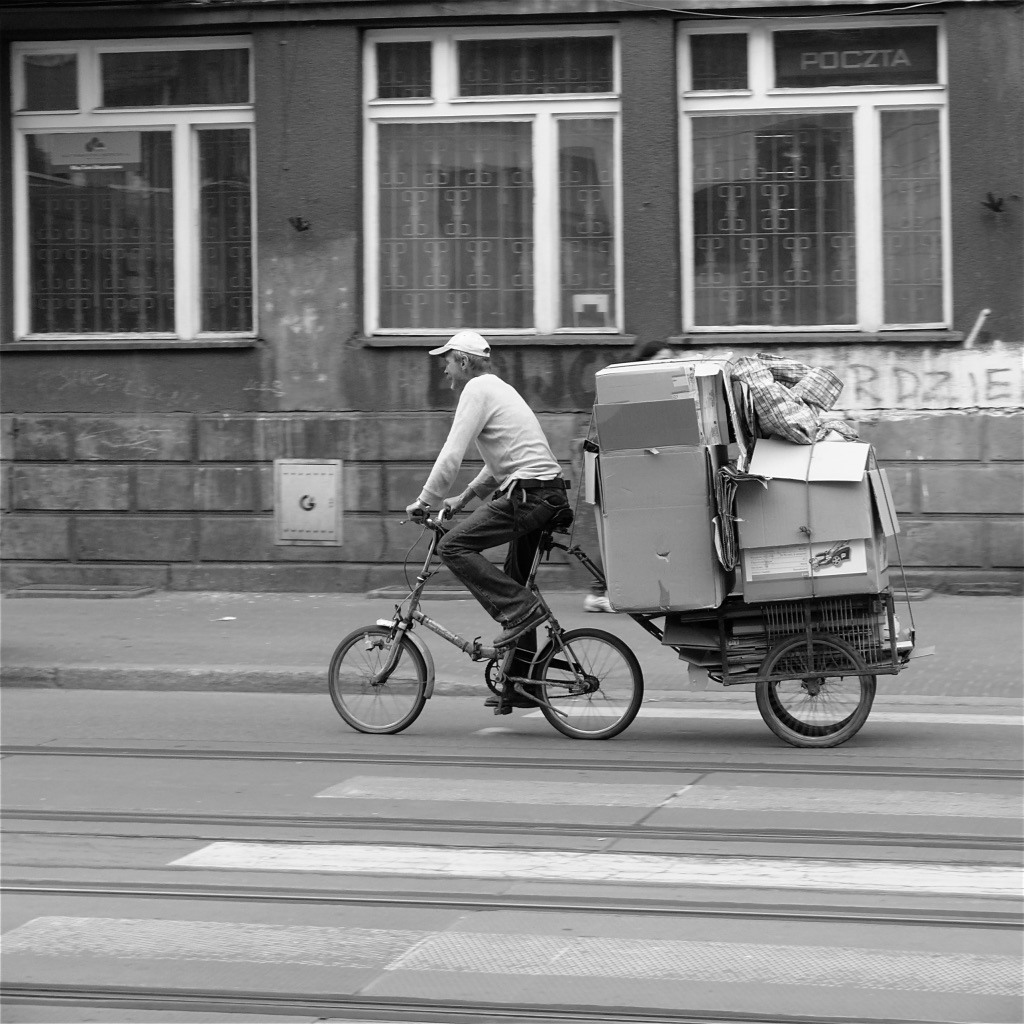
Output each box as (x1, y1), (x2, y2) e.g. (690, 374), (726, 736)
(595, 357), (731, 447)
(735, 439), (899, 602)
(595, 358), (697, 404)
(599, 445), (727, 612)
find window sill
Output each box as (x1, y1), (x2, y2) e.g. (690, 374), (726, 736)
(669, 331), (965, 347)
(361, 334), (637, 348)
(1, 336), (259, 352)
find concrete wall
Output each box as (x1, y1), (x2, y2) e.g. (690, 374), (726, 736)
(1, 6), (1022, 595)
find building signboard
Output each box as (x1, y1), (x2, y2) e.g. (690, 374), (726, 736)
(774, 27), (939, 88)
(46, 130), (141, 171)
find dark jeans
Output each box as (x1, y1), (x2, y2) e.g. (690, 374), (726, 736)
(437, 483), (569, 667)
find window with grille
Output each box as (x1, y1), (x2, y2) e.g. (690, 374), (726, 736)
(366, 28), (620, 336)
(680, 21), (947, 333)
(11, 38), (254, 342)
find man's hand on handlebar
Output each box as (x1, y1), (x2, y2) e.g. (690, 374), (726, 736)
(405, 500), (430, 521)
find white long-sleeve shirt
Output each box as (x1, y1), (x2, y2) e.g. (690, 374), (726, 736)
(418, 374), (561, 506)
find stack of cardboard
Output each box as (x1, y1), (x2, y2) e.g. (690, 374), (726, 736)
(735, 438), (900, 602)
(587, 358), (731, 612)
(586, 358), (902, 614)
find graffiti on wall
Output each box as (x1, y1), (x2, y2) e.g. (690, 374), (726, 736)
(670, 342), (1023, 413)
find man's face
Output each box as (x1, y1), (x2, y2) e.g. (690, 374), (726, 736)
(443, 350), (470, 390)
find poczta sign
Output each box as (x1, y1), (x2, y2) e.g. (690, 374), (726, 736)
(775, 27), (938, 88)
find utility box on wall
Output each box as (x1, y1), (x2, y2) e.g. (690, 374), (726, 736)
(274, 460), (343, 545)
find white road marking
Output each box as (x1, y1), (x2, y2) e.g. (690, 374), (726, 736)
(315, 776), (1020, 818)
(524, 707), (1023, 726)
(169, 842), (1022, 898)
(317, 777), (687, 806)
(4, 917), (1019, 996)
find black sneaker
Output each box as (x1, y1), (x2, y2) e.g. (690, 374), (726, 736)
(484, 689), (537, 709)
(493, 605), (548, 648)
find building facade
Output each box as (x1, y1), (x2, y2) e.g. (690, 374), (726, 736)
(1, 0), (1022, 594)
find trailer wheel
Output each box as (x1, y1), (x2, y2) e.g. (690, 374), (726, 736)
(755, 634), (876, 748)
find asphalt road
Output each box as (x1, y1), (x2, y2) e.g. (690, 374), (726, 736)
(1, 687), (1021, 1023)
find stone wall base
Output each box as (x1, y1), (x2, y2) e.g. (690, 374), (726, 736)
(2, 409), (1021, 596)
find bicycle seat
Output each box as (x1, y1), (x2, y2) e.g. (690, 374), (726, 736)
(548, 506), (574, 534)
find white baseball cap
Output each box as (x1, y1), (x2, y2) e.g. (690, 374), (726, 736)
(428, 330), (491, 358)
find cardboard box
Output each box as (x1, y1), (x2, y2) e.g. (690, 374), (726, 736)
(735, 439), (899, 602)
(595, 357), (733, 447)
(595, 359), (698, 404)
(599, 445), (727, 611)
(595, 398), (701, 451)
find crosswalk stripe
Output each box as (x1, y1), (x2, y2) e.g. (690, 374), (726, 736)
(314, 776), (1021, 818)
(4, 917), (1019, 996)
(169, 842), (1022, 898)
(317, 777), (685, 806)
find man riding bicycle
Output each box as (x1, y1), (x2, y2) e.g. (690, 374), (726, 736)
(405, 331), (571, 694)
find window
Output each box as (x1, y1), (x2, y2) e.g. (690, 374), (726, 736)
(680, 21), (948, 333)
(365, 28), (620, 336)
(11, 38), (254, 342)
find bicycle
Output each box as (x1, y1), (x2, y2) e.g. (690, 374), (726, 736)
(328, 505), (644, 740)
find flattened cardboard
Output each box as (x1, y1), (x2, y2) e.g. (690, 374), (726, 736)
(599, 445), (709, 513)
(599, 445), (725, 612)
(604, 506), (726, 612)
(595, 399), (701, 451)
(736, 479), (873, 549)
(868, 468), (901, 536)
(748, 438), (871, 482)
(584, 449), (599, 505)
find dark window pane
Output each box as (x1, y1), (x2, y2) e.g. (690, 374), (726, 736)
(881, 109), (943, 324)
(559, 119), (616, 329)
(691, 113), (856, 328)
(199, 129), (253, 333)
(378, 122), (534, 330)
(27, 131), (175, 334)
(774, 27), (938, 88)
(459, 37), (612, 96)
(102, 49), (249, 106)
(690, 35), (748, 91)
(376, 41), (431, 98)
(23, 54), (77, 110)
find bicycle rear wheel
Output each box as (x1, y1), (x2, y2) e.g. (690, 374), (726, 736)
(328, 625), (428, 734)
(755, 633), (876, 748)
(535, 628), (643, 740)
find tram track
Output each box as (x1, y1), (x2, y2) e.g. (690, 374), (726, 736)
(2, 744), (1020, 781)
(0, 983), (959, 1024)
(3, 807), (1021, 852)
(3, 877), (1019, 930)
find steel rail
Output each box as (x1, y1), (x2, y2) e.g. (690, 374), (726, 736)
(4, 807), (1021, 851)
(4, 878), (1020, 930)
(2, 745), (1019, 781)
(0, 983), (984, 1024)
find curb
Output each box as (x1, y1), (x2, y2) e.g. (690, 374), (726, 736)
(1, 665), (1021, 713)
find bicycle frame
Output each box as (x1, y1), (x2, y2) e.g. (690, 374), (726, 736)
(370, 513), (598, 717)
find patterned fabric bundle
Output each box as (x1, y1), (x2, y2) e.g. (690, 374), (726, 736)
(729, 353), (852, 445)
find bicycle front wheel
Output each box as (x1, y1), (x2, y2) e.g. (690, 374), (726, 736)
(328, 626), (428, 734)
(535, 628), (644, 740)
(755, 633), (876, 748)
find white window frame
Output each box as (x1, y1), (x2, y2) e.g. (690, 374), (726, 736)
(364, 26), (623, 337)
(10, 37), (256, 343)
(678, 18), (951, 335)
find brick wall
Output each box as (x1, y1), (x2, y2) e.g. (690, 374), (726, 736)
(2, 409), (1020, 594)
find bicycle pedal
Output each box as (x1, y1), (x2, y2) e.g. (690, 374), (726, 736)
(492, 703), (513, 716)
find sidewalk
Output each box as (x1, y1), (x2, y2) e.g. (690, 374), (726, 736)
(1, 588), (1021, 709)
